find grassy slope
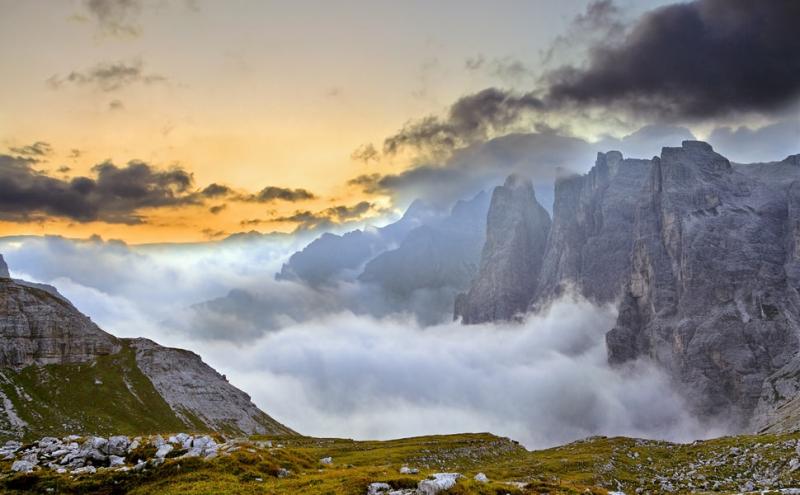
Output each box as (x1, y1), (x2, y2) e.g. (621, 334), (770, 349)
(0, 342), (206, 441)
(5, 431), (800, 494)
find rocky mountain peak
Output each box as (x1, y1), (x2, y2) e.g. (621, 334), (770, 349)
(0, 255), (8, 279)
(454, 174), (551, 324)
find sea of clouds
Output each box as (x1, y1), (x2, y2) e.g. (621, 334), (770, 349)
(0, 235), (727, 448)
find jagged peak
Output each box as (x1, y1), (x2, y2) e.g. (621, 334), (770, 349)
(0, 254), (8, 278)
(503, 173), (534, 190)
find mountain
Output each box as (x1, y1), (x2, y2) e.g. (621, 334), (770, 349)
(276, 200), (440, 286)
(456, 141), (800, 431)
(454, 176), (550, 323)
(0, 259), (293, 440)
(359, 191), (490, 297)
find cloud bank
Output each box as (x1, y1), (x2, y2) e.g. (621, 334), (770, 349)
(0, 235), (724, 448)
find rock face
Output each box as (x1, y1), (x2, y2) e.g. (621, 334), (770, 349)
(606, 142), (800, 426)
(0, 256), (8, 278)
(0, 278), (120, 368)
(0, 257), (294, 440)
(534, 152), (653, 307)
(458, 142), (800, 430)
(454, 176), (550, 323)
(129, 338), (293, 436)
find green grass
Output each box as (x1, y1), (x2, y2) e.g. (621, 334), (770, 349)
(7, 431), (800, 494)
(0, 342), (201, 441)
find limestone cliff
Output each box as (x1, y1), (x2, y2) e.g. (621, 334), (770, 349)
(454, 175), (550, 324)
(534, 152), (653, 307)
(606, 142), (800, 427)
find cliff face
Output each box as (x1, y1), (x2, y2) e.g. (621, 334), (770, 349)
(0, 278), (121, 369)
(0, 266), (293, 440)
(534, 152), (653, 307)
(0, 255), (8, 278)
(455, 175), (551, 324)
(459, 142), (800, 430)
(605, 142), (800, 426)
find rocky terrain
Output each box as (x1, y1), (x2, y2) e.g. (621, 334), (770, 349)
(0, 256), (293, 441)
(456, 141), (800, 433)
(5, 430), (800, 494)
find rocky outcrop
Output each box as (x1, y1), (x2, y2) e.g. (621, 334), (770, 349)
(129, 338), (293, 436)
(0, 256), (8, 278)
(454, 176), (550, 324)
(0, 278), (120, 369)
(606, 142), (800, 427)
(534, 152), (653, 307)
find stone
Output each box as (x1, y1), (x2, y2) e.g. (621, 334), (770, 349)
(455, 175), (551, 323)
(474, 472), (489, 482)
(11, 460), (35, 473)
(417, 473), (463, 495)
(320, 456), (333, 465)
(399, 465), (418, 474)
(155, 444), (173, 458)
(368, 482), (392, 495)
(109, 455), (126, 467)
(107, 436), (129, 456)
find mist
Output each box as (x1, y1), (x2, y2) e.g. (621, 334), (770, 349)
(0, 234), (724, 449)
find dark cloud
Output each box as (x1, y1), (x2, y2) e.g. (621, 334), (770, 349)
(708, 120), (800, 164)
(108, 99), (124, 111)
(201, 183), (232, 198)
(351, 124), (706, 209)
(84, 0), (142, 36)
(209, 204), (227, 215)
(57, 166), (72, 174)
(350, 143), (379, 164)
(250, 186), (315, 203)
(544, 0), (800, 119)
(68, 149), (82, 160)
(200, 183), (314, 203)
(465, 55), (532, 82)
(0, 155), (199, 224)
(48, 60), (167, 92)
(274, 201), (375, 231)
(8, 141), (52, 159)
(382, 88), (544, 157)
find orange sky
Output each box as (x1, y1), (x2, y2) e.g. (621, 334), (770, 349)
(0, 0), (673, 243)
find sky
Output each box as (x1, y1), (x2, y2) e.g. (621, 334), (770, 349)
(0, 0), (798, 446)
(3, 0), (796, 243)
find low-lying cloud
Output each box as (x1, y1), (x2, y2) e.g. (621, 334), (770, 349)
(0, 235), (724, 448)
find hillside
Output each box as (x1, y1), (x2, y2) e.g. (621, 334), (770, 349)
(0, 257), (294, 441)
(4, 430), (800, 494)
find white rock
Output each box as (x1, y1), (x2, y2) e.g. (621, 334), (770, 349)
(155, 444), (174, 458)
(417, 473), (463, 495)
(109, 455), (126, 467)
(72, 465), (97, 475)
(474, 472), (489, 483)
(368, 482), (392, 495)
(11, 460), (35, 473)
(320, 456), (333, 465)
(107, 436), (130, 456)
(399, 465), (418, 474)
